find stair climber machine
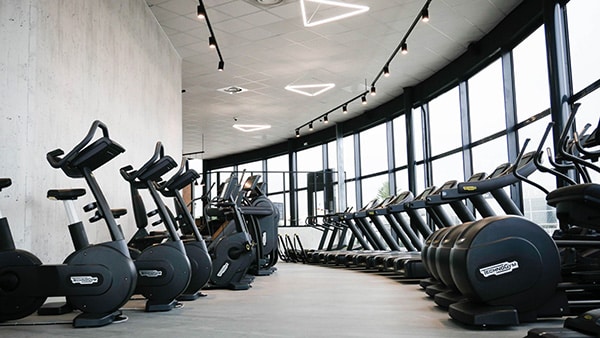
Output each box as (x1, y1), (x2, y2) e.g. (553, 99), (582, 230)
(119, 142), (192, 312)
(238, 175), (279, 276)
(0, 120), (138, 328)
(204, 172), (255, 290)
(158, 159), (212, 300)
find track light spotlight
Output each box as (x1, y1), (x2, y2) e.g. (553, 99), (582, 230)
(383, 65), (390, 77)
(361, 95), (367, 105)
(218, 60), (224, 71)
(197, 1), (206, 19)
(309, 121), (314, 130)
(370, 85), (376, 96)
(421, 8), (429, 22)
(401, 43), (408, 55)
(209, 36), (216, 48)
(324, 115), (329, 124)
(342, 104), (348, 114)
(296, 129), (300, 137)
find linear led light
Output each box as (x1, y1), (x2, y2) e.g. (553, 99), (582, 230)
(300, 0), (369, 27)
(285, 83), (335, 97)
(233, 124), (271, 132)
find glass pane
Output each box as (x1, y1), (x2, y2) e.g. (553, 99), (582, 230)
(238, 160), (263, 176)
(297, 190), (308, 225)
(568, 0), (600, 93)
(413, 107), (424, 162)
(360, 174), (389, 206)
(393, 115), (408, 167)
(360, 123), (388, 176)
(431, 152), (464, 186)
(471, 136), (508, 175)
(343, 135), (355, 179)
(345, 179), (357, 210)
(429, 87), (462, 155)
(513, 26), (550, 122)
(296, 145), (323, 188)
(267, 154), (288, 194)
(395, 169), (409, 194)
(469, 59), (506, 141)
(327, 140), (337, 171)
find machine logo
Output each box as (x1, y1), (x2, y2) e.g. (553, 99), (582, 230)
(479, 261), (519, 277)
(216, 262), (230, 277)
(262, 232), (267, 246)
(139, 270), (163, 278)
(70, 276), (99, 285)
(462, 186), (477, 192)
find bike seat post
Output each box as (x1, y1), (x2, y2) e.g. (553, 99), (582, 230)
(64, 199), (81, 226)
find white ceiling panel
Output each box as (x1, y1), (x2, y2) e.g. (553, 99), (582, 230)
(146, 0), (524, 159)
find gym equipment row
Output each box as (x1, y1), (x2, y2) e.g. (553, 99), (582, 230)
(0, 120), (280, 328)
(285, 103), (600, 336)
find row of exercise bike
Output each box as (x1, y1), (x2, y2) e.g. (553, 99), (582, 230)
(0, 120), (279, 328)
(281, 103), (600, 337)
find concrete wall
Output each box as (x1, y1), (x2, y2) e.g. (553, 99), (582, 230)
(0, 0), (182, 262)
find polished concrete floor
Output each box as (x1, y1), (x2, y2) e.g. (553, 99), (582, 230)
(0, 262), (566, 337)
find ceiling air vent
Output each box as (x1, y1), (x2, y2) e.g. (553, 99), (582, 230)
(217, 86), (248, 94)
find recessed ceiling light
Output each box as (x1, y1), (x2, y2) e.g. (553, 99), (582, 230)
(300, 0), (369, 27)
(233, 124), (271, 132)
(285, 83), (335, 96)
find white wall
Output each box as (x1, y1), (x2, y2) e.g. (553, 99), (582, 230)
(0, 0), (182, 262)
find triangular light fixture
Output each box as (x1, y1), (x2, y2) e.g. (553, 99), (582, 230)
(300, 0), (369, 27)
(233, 124), (271, 132)
(285, 83), (335, 97)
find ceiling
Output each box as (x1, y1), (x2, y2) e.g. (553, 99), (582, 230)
(145, 0), (523, 160)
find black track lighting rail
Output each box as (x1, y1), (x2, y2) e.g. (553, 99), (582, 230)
(294, 0), (431, 138)
(198, 0), (224, 71)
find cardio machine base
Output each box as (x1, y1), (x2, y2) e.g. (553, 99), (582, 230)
(72, 310), (126, 328)
(145, 299), (180, 312)
(177, 291), (207, 301)
(37, 301), (73, 316)
(448, 301), (520, 326)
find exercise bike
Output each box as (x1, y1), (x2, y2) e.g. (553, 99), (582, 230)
(119, 142), (192, 311)
(158, 159), (212, 300)
(0, 120), (138, 327)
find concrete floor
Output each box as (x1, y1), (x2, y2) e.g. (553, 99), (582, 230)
(0, 262), (566, 337)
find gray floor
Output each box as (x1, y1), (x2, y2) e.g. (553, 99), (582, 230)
(1, 262), (566, 337)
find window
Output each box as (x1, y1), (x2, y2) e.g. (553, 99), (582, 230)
(393, 115), (408, 167)
(513, 26), (550, 122)
(568, 0), (600, 93)
(267, 154), (288, 194)
(428, 87), (461, 155)
(469, 59), (506, 141)
(296, 145), (323, 188)
(360, 123), (388, 176)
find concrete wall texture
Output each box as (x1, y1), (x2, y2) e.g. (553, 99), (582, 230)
(0, 0), (182, 262)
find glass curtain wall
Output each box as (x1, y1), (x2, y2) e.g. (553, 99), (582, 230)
(206, 1), (597, 229)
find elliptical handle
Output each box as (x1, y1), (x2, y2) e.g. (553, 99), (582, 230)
(47, 120), (108, 168)
(512, 138), (550, 195)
